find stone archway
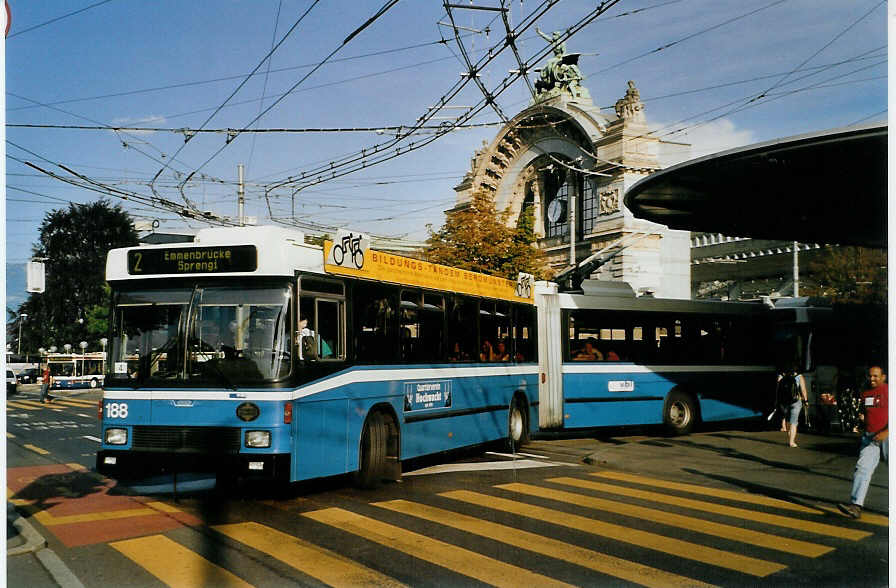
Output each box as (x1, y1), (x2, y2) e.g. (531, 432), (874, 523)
(447, 82), (692, 299)
(453, 105), (606, 237)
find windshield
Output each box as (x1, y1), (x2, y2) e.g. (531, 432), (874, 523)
(49, 362), (75, 377)
(109, 284), (292, 386)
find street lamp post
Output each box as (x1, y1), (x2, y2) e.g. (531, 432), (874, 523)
(17, 313), (27, 356)
(100, 337), (108, 373)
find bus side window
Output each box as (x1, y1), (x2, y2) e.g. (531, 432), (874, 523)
(399, 290), (420, 362)
(316, 299), (343, 360)
(355, 284), (396, 363)
(299, 297), (317, 360)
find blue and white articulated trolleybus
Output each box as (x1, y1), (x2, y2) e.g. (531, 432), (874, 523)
(97, 226), (775, 487)
(97, 226), (537, 487)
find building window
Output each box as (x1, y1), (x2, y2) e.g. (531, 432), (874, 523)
(581, 178), (597, 234)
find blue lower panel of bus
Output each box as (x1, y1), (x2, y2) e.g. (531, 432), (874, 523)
(100, 365), (539, 484)
(292, 364), (538, 482)
(561, 367), (771, 429)
(53, 378), (100, 390)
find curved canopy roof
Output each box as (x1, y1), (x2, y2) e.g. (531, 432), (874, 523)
(624, 124), (887, 248)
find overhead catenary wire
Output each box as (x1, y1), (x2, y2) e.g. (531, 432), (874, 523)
(149, 0), (324, 203)
(268, 0), (620, 197)
(9, 2), (885, 242)
(6, 33), (482, 114)
(247, 0), (285, 178)
(7, 0), (116, 39)
(263, 0), (564, 193)
(173, 0), (403, 200)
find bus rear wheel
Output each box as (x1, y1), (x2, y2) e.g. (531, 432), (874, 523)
(664, 391), (697, 435)
(89, 378), (99, 389)
(355, 411), (388, 489)
(508, 395), (529, 452)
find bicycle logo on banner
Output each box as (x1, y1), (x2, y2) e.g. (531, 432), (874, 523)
(328, 230), (370, 270)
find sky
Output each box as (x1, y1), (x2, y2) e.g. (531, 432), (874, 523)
(3, 0), (889, 311)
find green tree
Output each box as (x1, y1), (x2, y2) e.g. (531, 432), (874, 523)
(803, 246), (887, 305)
(12, 200), (138, 354)
(425, 190), (548, 280)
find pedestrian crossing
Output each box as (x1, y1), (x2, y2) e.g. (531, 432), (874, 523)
(7, 395), (96, 412)
(97, 469), (885, 587)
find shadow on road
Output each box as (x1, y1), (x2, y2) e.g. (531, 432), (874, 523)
(10, 471), (108, 514)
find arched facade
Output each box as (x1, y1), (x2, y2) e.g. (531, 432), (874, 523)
(449, 81), (692, 298)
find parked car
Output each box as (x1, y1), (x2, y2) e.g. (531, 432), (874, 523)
(6, 369), (17, 394)
(19, 367), (40, 384)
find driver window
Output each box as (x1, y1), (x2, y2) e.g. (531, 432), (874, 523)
(298, 295), (344, 361)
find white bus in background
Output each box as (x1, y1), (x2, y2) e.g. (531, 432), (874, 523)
(47, 352), (107, 390)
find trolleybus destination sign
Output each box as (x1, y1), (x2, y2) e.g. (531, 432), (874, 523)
(127, 245), (258, 275)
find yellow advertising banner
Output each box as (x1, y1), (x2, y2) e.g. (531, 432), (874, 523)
(323, 241), (533, 304)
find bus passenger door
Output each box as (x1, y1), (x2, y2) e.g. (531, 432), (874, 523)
(536, 282), (563, 428)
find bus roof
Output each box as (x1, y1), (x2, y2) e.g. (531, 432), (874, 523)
(106, 225), (533, 304)
(559, 290), (770, 316)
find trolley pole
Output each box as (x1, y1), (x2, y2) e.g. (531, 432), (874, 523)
(793, 240), (799, 297)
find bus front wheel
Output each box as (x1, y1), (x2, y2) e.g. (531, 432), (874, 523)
(663, 391), (697, 435)
(355, 412), (388, 489)
(508, 395), (530, 452)
(89, 378), (99, 389)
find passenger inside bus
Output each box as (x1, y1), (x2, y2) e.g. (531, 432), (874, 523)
(448, 342), (470, 362)
(574, 339), (603, 361)
(494, 340), (511, 361)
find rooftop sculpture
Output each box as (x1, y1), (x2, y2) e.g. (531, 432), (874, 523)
(533, 28), (591, 102)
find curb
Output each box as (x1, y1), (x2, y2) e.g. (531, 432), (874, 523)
(7, 503), (46, 555)
(8, 503), (85, 588)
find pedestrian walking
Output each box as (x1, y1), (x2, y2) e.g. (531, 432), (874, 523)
(776, 364), (808, 447)
(839, 365), (888, 519)
(39, 365), (53, 403)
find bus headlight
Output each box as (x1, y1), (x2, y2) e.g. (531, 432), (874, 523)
(104, 428), (128, 445)
(245, 430), (271, 448)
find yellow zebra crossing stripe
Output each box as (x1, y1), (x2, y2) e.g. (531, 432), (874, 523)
(593, 471), (824, 514)
(6, 401), (43, 411)
(26, 501), (180, 526)
(441, 489), (785, 577)
(110, 535), (253, 587)
(374, 499), (715, 588)
(303, 507), (574, 588)
(505, 482), (832, 557)
(564, 476), (870, 540)
(55, 398), (98, 407)
(213, 522), (406, 587)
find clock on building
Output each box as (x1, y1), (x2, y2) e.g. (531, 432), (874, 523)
(547, 198), (567, 223)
